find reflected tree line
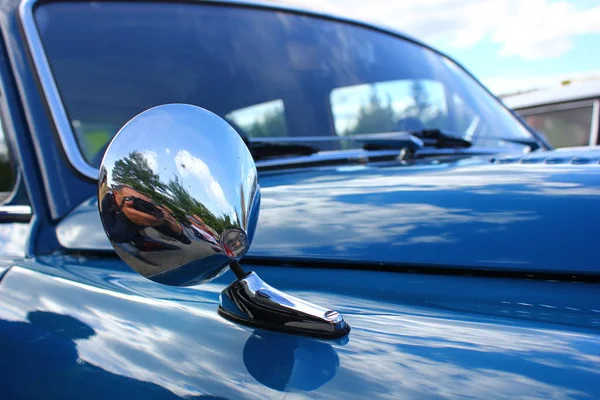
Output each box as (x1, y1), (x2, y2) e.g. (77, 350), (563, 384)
(238, 80), (446, 138)
(344, 81), (446, 136)
(111, 151), (237, 233)
(242, 109), (286, 138)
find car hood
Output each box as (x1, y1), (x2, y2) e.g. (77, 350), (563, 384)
(58, 147), (600, 275)
(1, 258), (599, 399)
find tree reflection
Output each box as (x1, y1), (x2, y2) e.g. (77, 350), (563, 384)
(111, 151), (236, 233)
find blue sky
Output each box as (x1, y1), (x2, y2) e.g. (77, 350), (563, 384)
(283, 0), (600, 95)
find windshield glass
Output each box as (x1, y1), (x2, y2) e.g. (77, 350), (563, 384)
(35, 2), (533, 167)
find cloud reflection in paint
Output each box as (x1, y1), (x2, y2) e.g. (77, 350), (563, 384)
(251, 162), (600, 272)
(0, 263), (598, 399)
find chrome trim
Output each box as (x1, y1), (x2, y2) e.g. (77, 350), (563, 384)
(19, 0), (98, 179)
(590, 100), (600, 146)
(0, 205), (32, 220)
(98, 104), (260, 286)
(219, 271), (350, 339)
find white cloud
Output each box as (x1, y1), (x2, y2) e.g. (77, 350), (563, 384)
(174, 150), (232, 214)
(490, 0), (600, 60)
(275, 0), (600, 60)
(140, 150), (158, 173)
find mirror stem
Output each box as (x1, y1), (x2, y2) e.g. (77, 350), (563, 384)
(219, 270), (351, 339)
(230, 260), (249, 280)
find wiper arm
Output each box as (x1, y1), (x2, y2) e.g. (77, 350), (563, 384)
(354, 132), (424, 151)
(248, 133), (424, 156)
(245, 140), (318, 160)
(409, 129), (472, 149)
(409, 129), (541, 152)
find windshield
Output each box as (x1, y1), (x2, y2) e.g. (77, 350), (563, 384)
(35, 1), (533, 167)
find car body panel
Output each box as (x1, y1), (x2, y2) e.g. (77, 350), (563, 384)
(58, 148), (600, 275)
(0, 1), (598, 398)
(1, 257), (599, 399)
(0, 221), (28, 258)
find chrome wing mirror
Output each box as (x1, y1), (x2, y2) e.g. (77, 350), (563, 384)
(98, 104), (349, 339)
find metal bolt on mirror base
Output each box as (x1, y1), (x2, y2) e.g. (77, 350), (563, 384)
(219, 266), (350, 339)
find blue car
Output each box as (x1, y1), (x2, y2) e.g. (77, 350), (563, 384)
(1, 0), (599, 399)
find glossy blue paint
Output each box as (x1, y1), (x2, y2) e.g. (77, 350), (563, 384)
(252, 149), (600, 274)
(0, 0), (598, 397)
(58, 148), (600, 275)
(0, 257), (599, 398)
(0, 222), (28, 258)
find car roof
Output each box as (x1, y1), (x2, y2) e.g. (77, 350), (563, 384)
(502, 80), (600, 110)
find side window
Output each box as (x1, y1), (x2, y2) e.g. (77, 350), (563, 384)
(225, 100), (287, 138)
(519, 103), (595, 148)
(0, 115), (16, 203)
(330, 79), (449, 136)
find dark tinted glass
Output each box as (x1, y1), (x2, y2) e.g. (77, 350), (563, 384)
(0, 115), (15, 201)
(523, 106), (594, 148)
(35, 2), (532, 167)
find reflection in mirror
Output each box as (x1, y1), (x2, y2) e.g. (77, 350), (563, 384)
(98, 103), (349, 339)
(243, 330), (340, 392)
(98, 104), (260, 286)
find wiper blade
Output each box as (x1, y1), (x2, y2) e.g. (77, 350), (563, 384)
(354, 132), (424, 151)
(245, 140), (318, 160)
(248, 133), (424, 155)
(413, 128), (542, 152)
(409, 129), (472, 149)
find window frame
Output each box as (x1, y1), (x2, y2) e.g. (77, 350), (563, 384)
(0, 101), (31, 222)
(0, 113), (19, 204)
(516, 99), (600, 147)
(0, 25), (32, 223)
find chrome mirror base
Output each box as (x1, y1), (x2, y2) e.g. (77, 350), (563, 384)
(219, 270), (350, 339)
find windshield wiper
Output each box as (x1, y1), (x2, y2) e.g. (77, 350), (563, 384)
(409, 129), (472, 149)
(410, 129), (541, 152)
(245, 140), (318, 160)
(245, 130), (540, 162)
(248, 133), (424, 156)
(358, 129), (470, 150)
(354, 132), (424, 151)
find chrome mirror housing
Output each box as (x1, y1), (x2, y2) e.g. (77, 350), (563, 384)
(98, 104), (259, 286)
(98, 104), (349, 339)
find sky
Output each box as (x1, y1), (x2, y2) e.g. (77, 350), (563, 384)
(278, 0), (600, 95)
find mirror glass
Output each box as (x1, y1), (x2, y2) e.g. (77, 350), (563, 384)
(98, 104), (260, 286)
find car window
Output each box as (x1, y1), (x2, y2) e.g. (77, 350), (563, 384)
(521, 104), (594, 148)
(34, 1), (534, 168)
(226, 100), (288, 138)
(0, 115), (15, 203)
(331, 79), (449, 135)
